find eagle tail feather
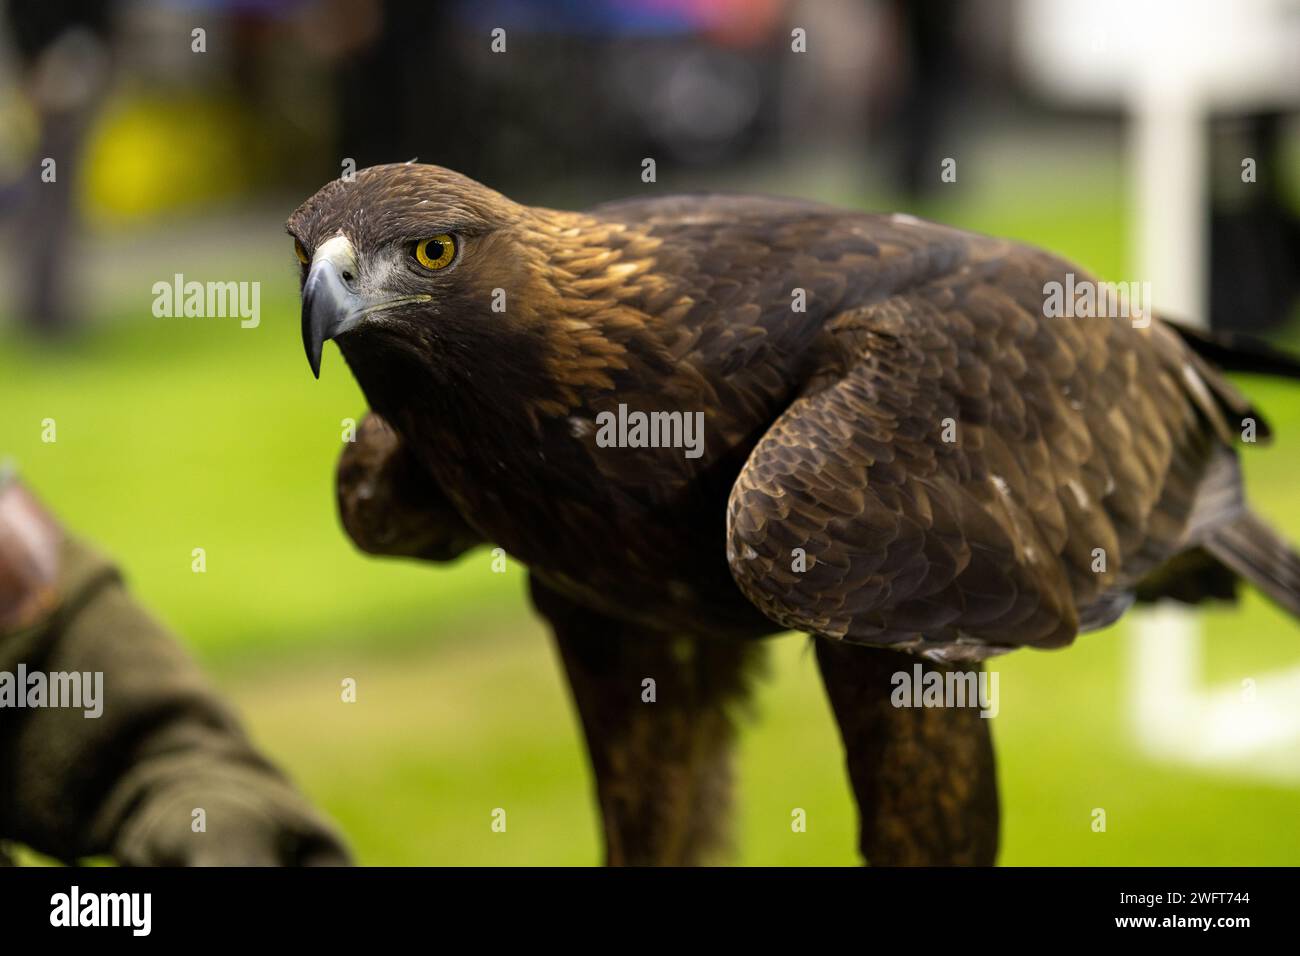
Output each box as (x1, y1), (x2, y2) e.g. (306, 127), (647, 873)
(1168, 321), (1300, 380)
(1204, 511), (1300, 619)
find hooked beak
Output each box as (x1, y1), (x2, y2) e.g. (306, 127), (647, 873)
(302, 235), (365, 379)
(301, 235), (429, 378)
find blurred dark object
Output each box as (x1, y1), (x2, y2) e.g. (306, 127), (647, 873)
(3, 0), (113, 336)
(886, 0), (964, 201)
(1209, 112), (1300, 335)
(331, 0), (785, 192)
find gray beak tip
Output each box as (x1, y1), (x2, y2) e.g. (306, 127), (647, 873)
(304, 335), (322, 379)
(303, 316), (325, 379)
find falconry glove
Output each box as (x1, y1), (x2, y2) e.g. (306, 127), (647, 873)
(0, 474), (350, 866)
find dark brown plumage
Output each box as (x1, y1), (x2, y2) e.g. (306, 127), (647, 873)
(289, 163), (1300, 865)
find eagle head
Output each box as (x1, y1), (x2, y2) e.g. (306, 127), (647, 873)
(289, 163), (678, 441)
(286, 163), (548, 394)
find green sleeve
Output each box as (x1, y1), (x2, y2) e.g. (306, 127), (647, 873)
(0, 536), (349, 865)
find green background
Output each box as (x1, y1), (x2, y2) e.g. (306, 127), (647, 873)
(4, 154), (1300, 866)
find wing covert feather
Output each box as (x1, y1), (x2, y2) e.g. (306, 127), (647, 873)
(726, 246), (1230, 659)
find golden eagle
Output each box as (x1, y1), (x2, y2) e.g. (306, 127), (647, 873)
(289, 163), (1300, 865)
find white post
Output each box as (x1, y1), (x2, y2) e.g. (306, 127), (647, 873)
(1127, 84), (1208, 757)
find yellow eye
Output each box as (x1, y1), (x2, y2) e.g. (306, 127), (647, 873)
(294, 238), (309, 265)
(414, 234), (456, 270)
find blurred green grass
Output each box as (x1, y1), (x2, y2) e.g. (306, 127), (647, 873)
(3, 162), (1299, 864)
(0, 291), (526, 666)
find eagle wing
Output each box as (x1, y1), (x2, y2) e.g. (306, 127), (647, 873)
(725, 234), (1249, 660)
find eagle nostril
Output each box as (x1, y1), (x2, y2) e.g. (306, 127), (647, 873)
(341, 269), (355, 284)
